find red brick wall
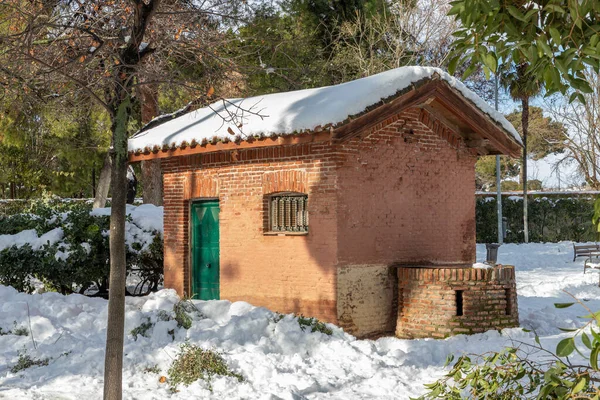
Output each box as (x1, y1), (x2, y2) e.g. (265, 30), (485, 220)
(335, 108), (478, 337)
(162, 144), (340, 323)
(337, 108), (477, 265)
(396, 265), (519, 338)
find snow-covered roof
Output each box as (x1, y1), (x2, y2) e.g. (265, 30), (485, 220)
(128, 66), (522, 153)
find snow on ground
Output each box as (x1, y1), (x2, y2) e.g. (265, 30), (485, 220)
(0, 242), (599, 399)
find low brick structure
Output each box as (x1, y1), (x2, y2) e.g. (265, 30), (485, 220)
(128, 67), (523, 338)
(396, 265), (519, 338)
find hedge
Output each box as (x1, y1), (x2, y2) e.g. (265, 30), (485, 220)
(0, 200), (163, 295)
(477, 195), (597, 243)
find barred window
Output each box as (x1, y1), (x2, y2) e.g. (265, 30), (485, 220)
(269, 194), (308, 233)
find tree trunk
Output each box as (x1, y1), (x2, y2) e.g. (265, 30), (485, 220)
(92, 165), (96, 198)
(103, 98), (131, 400)
(94, 152), (112, 209)
(141, 160), (162, 205)
(139, 85), (163, 206)
(522, 97), (529, 244)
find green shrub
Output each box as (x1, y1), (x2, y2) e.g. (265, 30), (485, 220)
(477, 195), (596, 243)
(10, 350), (50, 373)
(131, 302), (203, 341)
(167, 343), (243, 392)
(416, 300), (600, 399)
(11, 324), (28, 337)
(131, 318), (154, 340)
(173, 300), (204, 329)
(0, 322), (28, 336)
(272, 313), (333, 335)
(143, 364), (161, 374)
(297, 315), (333, 335)
(0, 201), (163, 295)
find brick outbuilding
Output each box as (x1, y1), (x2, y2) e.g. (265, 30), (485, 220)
(128, 67), (522, 338)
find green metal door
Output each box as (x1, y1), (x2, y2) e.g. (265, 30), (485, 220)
(190, 200), (220, 300)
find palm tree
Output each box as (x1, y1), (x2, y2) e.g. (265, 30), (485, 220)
(501, 62), (542, 243)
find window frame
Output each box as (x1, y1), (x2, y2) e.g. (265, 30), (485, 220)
(264, 192), (309, 236)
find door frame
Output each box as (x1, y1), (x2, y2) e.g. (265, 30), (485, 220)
(188, 198), (220, 299)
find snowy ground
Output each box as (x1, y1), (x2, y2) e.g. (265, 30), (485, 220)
(1, 242), (599, 399)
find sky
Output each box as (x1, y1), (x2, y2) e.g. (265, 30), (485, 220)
(528, 154), (582, 190)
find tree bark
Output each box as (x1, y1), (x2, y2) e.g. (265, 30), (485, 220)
(522, 97), (529, 244)
(103, 98), (131, 400)
(139, 84), (163, 206)
(94, 152), (112, 209)
(141, 159), (162, 205)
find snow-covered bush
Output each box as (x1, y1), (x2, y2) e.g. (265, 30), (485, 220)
(272, 313), (334, 336)
(10, 349), (50, 373)
(0, 202), (163, 295)
(0, 322), (28, 336)
(0, 197), (93, 234)
(130, 299), (203, 341)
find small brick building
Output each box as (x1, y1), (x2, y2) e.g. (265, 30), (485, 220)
(129, 67), (522, 338)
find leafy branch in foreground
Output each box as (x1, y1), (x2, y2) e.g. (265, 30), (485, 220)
(416, 294), (600, 399)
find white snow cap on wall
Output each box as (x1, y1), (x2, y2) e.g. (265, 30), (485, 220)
(128, 66), (522, 153)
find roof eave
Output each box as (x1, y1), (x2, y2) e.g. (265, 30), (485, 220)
(332, 79), (522, 158)
(128, 76), (522, 163)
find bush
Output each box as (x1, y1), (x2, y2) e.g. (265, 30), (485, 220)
(297, 315), (333, 335)
(10, 350), (50, 373)
(130, 301), (203, 341)
(173, 299), (205, 329)
(131, 318), (154, 340)
(416, 300), (600, 399)
(167, 343), (243, 392)
(0, 201), (163, 295)
(0, 322), (29, 336)
(477, 195), (596, 243)
(272, 313), (333, 335)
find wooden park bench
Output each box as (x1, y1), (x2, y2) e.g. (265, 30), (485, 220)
(583, 252), (600, 287)
(573, 243), (600, 262)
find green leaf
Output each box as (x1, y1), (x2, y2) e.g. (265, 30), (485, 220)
(507, 5), (526, 22)
(483, 66), (491, 80)
(549, 27), (562, 45)
(544, 4), (566, 14)
(523, 8), (538, 22)
(537, 36), (553, 57)
(556, 337), (576, 357)
(591, 327), (600, 342)
(462, 62), (477, 80)
(582, 332), (593, 349)
(447, 3), (464, 16)
(572, 377), (586, 394)
(578, 310), (600, 319)
(482, 52), (498, 73)
(554, 302), (575, 309)
(591, 345), (600, 370)
(448, 55), (461, 75)
(558, 327), (578, 332)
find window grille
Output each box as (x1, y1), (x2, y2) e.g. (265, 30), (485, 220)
(269, 194), (308, 233)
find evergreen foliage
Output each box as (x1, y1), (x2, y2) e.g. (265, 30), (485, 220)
(0, 202), (163, 295)
(416, 301), (600, 399)
(476, 195), (596, 243)
(167, 343), (243, 392)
